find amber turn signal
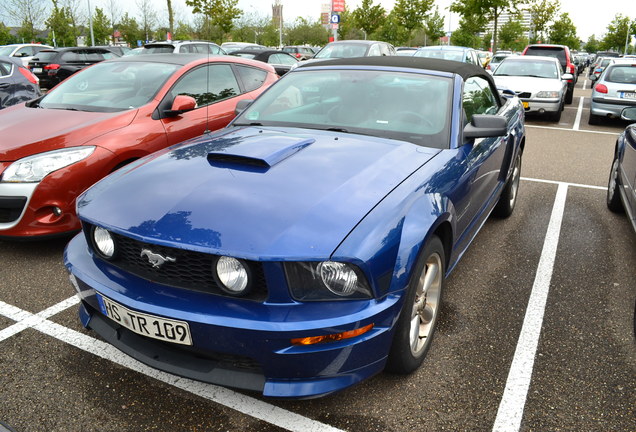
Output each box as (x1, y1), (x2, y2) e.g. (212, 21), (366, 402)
(291, 323), (374, 346)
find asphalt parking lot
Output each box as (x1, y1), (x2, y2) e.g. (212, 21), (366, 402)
(0, 75), (634, 432)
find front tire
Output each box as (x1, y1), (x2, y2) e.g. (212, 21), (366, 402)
(607, 155), (624, 213)
(386, 235), (445, 374)
(493, 152), (522, 218)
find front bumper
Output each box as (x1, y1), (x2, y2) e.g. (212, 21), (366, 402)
(521, 98), (561, 113)
(64, 234), (402, 398)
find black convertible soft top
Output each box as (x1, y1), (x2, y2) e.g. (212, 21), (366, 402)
(297, 56), (500, 102)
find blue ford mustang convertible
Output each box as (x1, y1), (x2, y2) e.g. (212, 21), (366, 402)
(64, 57), (526, 398)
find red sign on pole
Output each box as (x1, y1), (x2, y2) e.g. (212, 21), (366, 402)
(332, 0), (345, 12)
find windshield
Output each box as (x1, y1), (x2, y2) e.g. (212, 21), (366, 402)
(0, 46), (15, 56)
(39, 61), (179, 112)
(414, 49), (465, 62)
(314, 43), (369, 59)
(234, 69), (452, 149)
(494, 59), (559, 78)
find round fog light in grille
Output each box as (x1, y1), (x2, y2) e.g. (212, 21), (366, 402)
(93, 226), (115, 258)
(215, 256), (249, 295)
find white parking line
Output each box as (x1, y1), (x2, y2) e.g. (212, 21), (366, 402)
(0, 177), (607, 431)
(492, 183), (568, 432)
(522, 176), (606, 191)
(0, 297), (343, 432)
(573, 97), (584, 130)
(525, 124), (619, 136)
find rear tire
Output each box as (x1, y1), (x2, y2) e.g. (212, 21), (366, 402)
(386, 235), (445, 374)
(493, 152), (522, 218)
(607, 155), (624, 213)
(565, 86), (574, 104)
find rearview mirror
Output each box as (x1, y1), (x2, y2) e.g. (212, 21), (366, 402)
(562, 73), (574, 81)
(235, 99), (253, 116)
(164, 95), (197, 117)
(463, 114), (507, 139)
(590, 74), (598, 82)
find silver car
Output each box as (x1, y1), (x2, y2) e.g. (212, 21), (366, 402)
(589, 60), (636, 124)
(492, 55), (571, 122)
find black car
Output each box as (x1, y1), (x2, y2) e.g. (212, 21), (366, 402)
(229, 49), (298, 76)
(28, 47), (120, 88)
(0, 55), (41, 109)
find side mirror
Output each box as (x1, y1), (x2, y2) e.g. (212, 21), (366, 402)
(562, 73), (574, 81)
(235, 99), (253, 116)
(164, 95), (196, 117)
(621, 107), (636, 121)
(463, 114), (508, 139)
(590, 74), (598, 82)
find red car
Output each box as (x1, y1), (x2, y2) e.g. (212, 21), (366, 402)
(0, 54), (278, 239)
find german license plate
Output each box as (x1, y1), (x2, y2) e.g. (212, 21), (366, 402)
(96, 294), (192, 345)
(621, 92), (636, 99)
(522, 101), (529, 109)
(32, 67), (42, 74)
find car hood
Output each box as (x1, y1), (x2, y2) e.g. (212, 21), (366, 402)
(79, 126), (440, 259)
(0, 104), (137, 161)
(494, 76), (565, 93)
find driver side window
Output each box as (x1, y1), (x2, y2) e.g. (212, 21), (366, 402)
(462, 77), (500, 125)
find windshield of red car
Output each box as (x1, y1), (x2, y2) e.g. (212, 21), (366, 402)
(234, 69), (452, 149)
(38, 61), (179, 112)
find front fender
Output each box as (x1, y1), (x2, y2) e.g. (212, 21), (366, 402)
(332, 157), (456, 299)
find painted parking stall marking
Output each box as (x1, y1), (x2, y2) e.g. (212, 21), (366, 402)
(0, 295), (344, 432)
(493, 181), (568, 432)
(0, 177), (610, 432)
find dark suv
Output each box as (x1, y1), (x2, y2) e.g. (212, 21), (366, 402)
(28, 47), (119, 88)
(523, 44), (577, 104)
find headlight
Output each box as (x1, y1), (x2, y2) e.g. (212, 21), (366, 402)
(215, 256), (251, 296)
(536, 91), (559, 98)
(92, 226), (115, 259)
(1, 146), (95, 183)
(285, 261), (372, 301)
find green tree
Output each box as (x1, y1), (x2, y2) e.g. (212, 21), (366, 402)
(526, 0), (559, 42)
(419, 6), (445, 46)
(600, 14), (636, 53)
(584, 35), (600, 53)
(45, 0), (75, 47)
(451, 0), (524, 53)
(92, 7), (111, 45)
(498, 16), (528, 51)
(185, 0), (242, 41)
(118, 12), (143, 46)
(287, 18), (329, 46)
(393, 0), (434, 44)
(549, 12), (579, 48)
(351, 0), (386, 37)
(0, 23), (12, 44)
(375, 11), (410, 45)
(450, 12), (486, 48)
(173, 21), (195, 40)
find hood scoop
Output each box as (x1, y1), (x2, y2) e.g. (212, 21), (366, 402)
(207, 134), (315, 172)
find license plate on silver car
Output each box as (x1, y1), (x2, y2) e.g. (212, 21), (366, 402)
(96, 294), (192, 345)
(621, 92), (636, 99)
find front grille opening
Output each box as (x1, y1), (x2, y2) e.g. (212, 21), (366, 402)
(0, 196), (27, 223)
(85, 224), (268, 301)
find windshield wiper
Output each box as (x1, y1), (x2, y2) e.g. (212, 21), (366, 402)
(326, 127), (349, 133)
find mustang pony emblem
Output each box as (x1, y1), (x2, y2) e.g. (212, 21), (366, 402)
(140, 249), (176, 268)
